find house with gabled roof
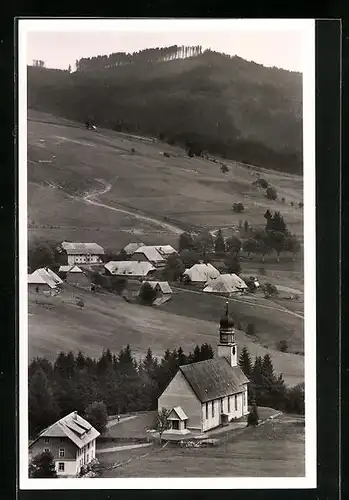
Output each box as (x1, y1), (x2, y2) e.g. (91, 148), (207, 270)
(183, 263), (220, 283)
(59, 265), (92, 290)
(28, 411), (100, 478)
(123, 242), (145, 256)
(104, 260), (156, 279)
(28, 267), (63, 296)
(158, 303), (249, 433)
(203, 274), (248, 295)
(130, 245), (177, 268)
(61, 241), (105, 266)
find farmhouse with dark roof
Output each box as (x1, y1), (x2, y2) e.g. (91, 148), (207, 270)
(158, 302), (249, 433)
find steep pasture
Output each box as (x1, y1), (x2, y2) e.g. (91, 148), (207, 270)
(28, 112), (303, 249)
(28, 286), (303, 387)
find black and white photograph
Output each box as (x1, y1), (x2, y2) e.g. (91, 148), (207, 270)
(18, 18), (316, 489)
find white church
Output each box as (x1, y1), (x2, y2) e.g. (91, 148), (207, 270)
(158, 302), (250, 434)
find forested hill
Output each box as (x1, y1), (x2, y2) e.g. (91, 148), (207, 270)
(27, 49), (303, 174)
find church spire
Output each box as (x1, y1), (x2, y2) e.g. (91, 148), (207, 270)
(218, 301), (237, 367)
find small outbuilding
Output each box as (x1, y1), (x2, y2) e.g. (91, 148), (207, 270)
(64, 265), (91, 290)
(28, 267), (63, 296)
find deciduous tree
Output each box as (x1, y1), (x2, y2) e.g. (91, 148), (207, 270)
(29, 451), (57, 478)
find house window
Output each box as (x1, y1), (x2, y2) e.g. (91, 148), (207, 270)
(44, 448), (50, 453)
(60, 437), (64, 443)
(205, 403), (208, 420)
(44, 438), (49, 444)
(86, 453), (89, 463)
(58, 462), (65, 472)
(228, 396), (231, 413)
(59, 448), (65, 457)
(212, 401), (215, 418)
(235, 395), (238, 411)
(220, 398), (224, 413)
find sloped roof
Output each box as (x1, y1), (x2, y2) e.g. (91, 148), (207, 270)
(180, 358), (249, 403)
(28, 268), (63, 288)
(203, 274), (247, 294)
(29, 411), (100, 449)
(61, 241), (105, 255)
(183, 263), (220, 282)
(123, 242), (145, 255)
(59, 265), (73, 273)
(105, 261), (155, 276)
(133, 246), (166, 263)
(168, 406), (188, 421)
(144, 281), (173, 293)
(156, 245), (177, 256)
(67, 265), (84, 273)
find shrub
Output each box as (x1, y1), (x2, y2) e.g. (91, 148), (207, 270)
(163, 152), (170, 158)
(29, 451), (57, 478)
(263, 282), (278, 298)
(78, 458), (103, 478)
(266, 186), (277, 200)
(139, 282), (158, 305)
(131, 148), (136, 154)
(257, 178), (269, 189)
(76, 299), (84, 308)
(298, 202), (304, 208)
(221, 164), (229, 173)
(277, 339), (288, 352)
(281, 197), (285, 203)
(233, 202), (244, 213)
(247, 404), (259, 427)
(246, 323), (256, 336)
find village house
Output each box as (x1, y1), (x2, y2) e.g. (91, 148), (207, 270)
(123, 242), (145, 256)
(61, 242), (105, 266)
(139, 281), (173, 305)
(183, 262), (220, 283)
(130, 245), (177, 268)
(104, 260), (156, 279)
(28, 267), (63, 296)
(203, 274), (248, 296)
(158, 303), (249, 434)
(28, 411), (100, 478)
(59, 265), (92, 290)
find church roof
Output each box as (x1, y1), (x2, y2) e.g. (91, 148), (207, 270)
(179, 358), (249, 403)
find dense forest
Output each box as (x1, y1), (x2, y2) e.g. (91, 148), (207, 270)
(28, 48), (303, 174)
(29, 343), (304, 438)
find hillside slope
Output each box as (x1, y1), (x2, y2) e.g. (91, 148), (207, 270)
(28, 286), (304, 387)
(28, 50), (302, 174)
(27, 112), (303, 251)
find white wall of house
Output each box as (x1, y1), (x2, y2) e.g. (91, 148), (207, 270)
(67, 255), (102, 265)
(55, 459), (78, 477)
(158, 371), (202, 430)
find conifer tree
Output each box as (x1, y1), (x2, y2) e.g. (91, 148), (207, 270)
(215, 229), (226, 253)
(238, 346), (253, 377)
(29, 368), (58, 438)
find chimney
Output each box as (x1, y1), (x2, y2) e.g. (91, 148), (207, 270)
(73, 411), (78, 420)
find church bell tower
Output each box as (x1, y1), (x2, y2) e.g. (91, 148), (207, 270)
(217, 301), (237, 367)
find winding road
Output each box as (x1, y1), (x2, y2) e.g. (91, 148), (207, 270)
(83, 178), (184, 235)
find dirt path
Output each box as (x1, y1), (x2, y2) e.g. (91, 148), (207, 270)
(97, 443), (152, 454)
(83, 179), (184, 235)
(106, 415), (137, 428)
(173, 285), (304, 320)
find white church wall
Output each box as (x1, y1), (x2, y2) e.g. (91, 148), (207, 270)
(158, 370), (202, 430)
